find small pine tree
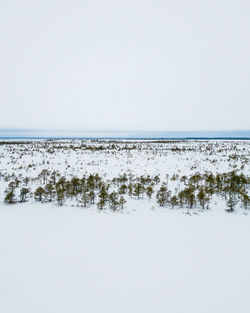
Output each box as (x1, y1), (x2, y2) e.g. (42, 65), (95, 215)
(183, 186), (196, 210)
(81, 188), (90, 207)
(97, 186), (109, 209)
(56, 188), (65, 206)
(89, 190), (95, 204)
(45, 183), (55, 202)
(118, 184), (127, 195)
(226, 194), (238, 212)
(133, 183), (144, 199)
(153, 175), (160, 185)
(177, 190), (185, 207)
(20, 187), (29, 202)
(119, 196), (126, 209)
(156, 184), (171, 207)
(127, 183), (133, 198)
(8, 182), (16, 193)
(146, 186), (154, 201)
(109, 192), (119, 210)
(4, 191), (16, 204)
(34, 187), (45, 202)
(197, 187), (210, 210)
(170, 195), (178, 209)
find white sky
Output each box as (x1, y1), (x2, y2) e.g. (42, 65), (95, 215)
(0, 0), (249, 131)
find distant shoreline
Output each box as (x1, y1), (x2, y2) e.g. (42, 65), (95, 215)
(0, 129), (250, 140)
(0, 137), (249, 141)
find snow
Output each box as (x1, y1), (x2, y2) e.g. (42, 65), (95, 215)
(0, 139), (249, 312)
(0, 140), (249, 184)
(0, 204), (250, 313)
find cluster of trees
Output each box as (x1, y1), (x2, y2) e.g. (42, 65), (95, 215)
(2, 169), (250, 212)
(4, 171), (127, 210)
(156, 171), (249, 212)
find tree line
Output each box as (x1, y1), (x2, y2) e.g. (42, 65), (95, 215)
(2, 169), (249, 212)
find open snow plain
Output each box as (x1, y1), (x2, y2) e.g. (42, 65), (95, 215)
(0, 139), (249, 313)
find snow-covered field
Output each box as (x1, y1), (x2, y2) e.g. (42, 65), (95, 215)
(0, 139), (249, 181)
(0, 139), (249, 313)
(1, 204), (250, 313)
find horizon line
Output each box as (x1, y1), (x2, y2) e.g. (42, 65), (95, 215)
(0, 129), (250, 140)
(0, 128), (249, 132)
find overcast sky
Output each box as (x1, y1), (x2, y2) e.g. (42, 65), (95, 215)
(0, 0), (249, 131)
